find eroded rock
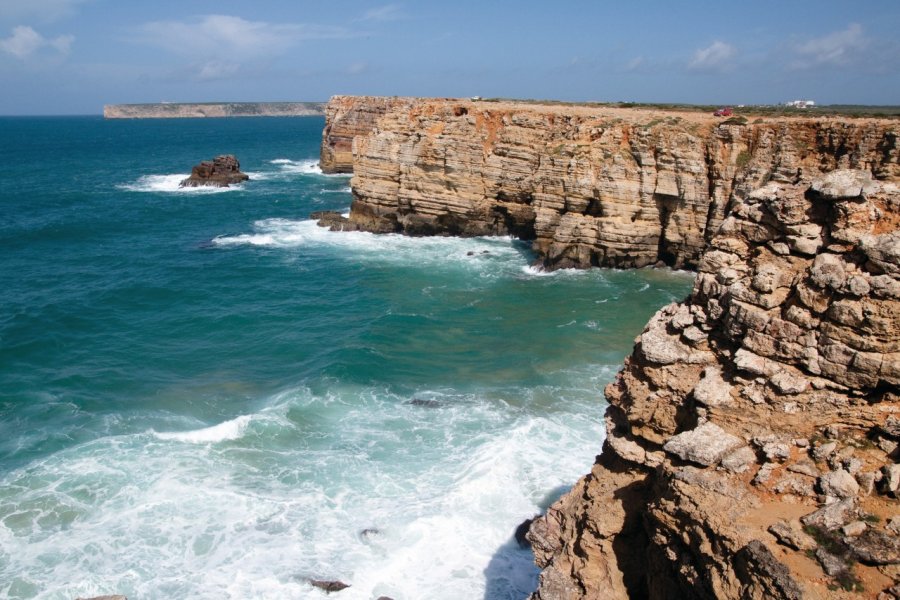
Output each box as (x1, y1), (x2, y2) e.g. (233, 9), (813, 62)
(663, 422), (745, 467)
(180, 154), (249, 188)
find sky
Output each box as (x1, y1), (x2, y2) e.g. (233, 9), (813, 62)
(0, 0), (898, 114)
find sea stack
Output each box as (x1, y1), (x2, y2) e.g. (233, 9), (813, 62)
(179, 154), (249, 188)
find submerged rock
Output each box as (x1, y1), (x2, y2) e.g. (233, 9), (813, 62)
(180, 154), (249, 188)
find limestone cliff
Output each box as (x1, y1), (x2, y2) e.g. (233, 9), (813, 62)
(319, 96), (414, 173)
(103, 102), (324, 119)
(320, 96), (898, 271)
(527, 170), (900, 599)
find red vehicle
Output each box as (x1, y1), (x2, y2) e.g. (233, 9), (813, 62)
(714, 107), (733, 117)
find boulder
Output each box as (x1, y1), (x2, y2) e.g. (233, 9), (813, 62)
(180, 154), (249, 188)
(663, 422), (745, 467)
(818, 469), (860, 499)
(768, 520), (816, 551)
(801, 498), (857, 531)
(847, 529), (900, 565)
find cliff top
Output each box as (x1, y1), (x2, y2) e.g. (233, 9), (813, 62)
(328, 95), (900, 127)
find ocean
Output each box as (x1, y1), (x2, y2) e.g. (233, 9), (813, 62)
(0, 115), (694, 599)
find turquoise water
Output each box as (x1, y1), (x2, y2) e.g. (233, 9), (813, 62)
(0, 116), (694, 599)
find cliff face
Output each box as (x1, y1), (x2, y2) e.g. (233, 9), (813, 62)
(322, 97), (898, 270)
(319, 96), (414, 173)
(103, 102), (325, 119)
(528, 170), (900, 599)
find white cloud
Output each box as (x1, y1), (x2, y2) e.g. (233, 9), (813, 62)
(134, 15), (352, 60)
(791, 23), (867, 69)
(0, 25), (73, 59)
(688, 40), (736, 72)
(0, 0), (86, 22)
(359, 4), (405, 22)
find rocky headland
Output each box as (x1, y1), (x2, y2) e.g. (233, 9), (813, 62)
(103, 102), (324, 119)
(319, 96), (900, 598)
(319, 95), (897, 271)
(180, 155), (249, 188)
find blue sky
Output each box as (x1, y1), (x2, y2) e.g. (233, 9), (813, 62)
(0, 0), (898, 114)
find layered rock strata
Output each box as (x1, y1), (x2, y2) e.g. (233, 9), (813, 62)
(527, 170), (900, 599)
(320, 96), (414, 173)
(180, 155), (249, 188)
(320, 96), (898, 270)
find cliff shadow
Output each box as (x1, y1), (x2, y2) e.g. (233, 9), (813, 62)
(482, 538), (540, 600)
(480, 484), (571, 600)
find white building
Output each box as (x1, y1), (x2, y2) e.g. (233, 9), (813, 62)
(785, 99), (816, 109)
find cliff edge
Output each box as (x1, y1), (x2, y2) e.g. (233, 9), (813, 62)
(527, 169), (900, 599)
(320, 96), (897, 271)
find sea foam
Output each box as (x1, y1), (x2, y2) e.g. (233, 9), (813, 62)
(119, 174), (242, 194)
(153, 415), (252, 443)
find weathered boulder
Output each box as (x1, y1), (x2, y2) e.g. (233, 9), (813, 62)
(180, 154), (249, 188)
(818, 469), (860, 499)
(847, 528), (900, 565)
(663, 422), (745, 467)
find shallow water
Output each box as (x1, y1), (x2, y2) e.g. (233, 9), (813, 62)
(0, 116), (694, 599)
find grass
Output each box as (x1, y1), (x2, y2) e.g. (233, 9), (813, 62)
(803, 525), (865, 592)
(736, 150), (752, 169)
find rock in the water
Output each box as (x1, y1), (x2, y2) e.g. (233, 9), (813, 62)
(311, 210), (355, 231)
(663, 422), (745, 467)
(407, 398), (442, 408)
(180, 154), (249, 188)
(308, 579), (351, 593)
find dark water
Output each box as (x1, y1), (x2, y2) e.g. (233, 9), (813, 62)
(0, 116), (693, 599)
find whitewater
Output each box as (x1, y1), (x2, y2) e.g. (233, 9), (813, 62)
(0, 116), (693, 599)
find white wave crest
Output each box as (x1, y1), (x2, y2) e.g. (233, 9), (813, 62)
(119, 174), (242, 194)
(268, 158), (349, 178)
(153, 415), (251, 443)
(212, 218), (526, 274)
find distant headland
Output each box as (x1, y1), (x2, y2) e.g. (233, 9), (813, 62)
(103, 102), (325, 119)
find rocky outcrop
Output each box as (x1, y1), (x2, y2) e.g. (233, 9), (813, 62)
(527, 171), (900, 599)
(180, 155), (249, 188)
(320, 96), (898, 270)
(103, 102), (324, 119)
